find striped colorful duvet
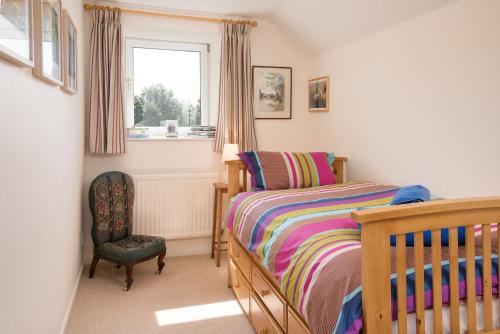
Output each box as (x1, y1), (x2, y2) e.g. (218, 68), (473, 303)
(226, 181), (499, 334)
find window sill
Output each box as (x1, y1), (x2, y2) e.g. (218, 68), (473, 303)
(127, 136), (214, 142)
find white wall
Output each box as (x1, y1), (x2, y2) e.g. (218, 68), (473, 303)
(307, 0), (500, 198)
(82, 15), (314, 261)
(0, 1), (85, 333)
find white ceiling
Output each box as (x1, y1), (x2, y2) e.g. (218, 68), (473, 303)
(105, 0), (460, 56)
(270, 0), (460, 55)
(107, 0), (289, 17)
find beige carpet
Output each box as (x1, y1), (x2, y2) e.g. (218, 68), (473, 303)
(66, 255), (254, 334)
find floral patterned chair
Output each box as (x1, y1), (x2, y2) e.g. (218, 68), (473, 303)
(88, 171), (166, 290)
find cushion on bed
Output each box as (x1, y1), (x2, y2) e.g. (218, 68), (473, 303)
(390, 185), (430, 205)
(390, 228), (466, 247)
(389, 185), (466, 246)
(238, 151), (336, 191)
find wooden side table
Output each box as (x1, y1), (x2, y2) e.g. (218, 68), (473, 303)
(211, 182), (228, 267)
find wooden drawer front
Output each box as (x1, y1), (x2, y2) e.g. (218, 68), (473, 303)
(251, 294), (283, 334)
(230, 237), (251, 280)
(252, 267), (286, 329)
(230, 260), (250, 316)
(287, 307), (312, 334)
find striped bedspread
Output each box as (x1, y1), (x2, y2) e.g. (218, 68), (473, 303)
(226, 181), (499, 334)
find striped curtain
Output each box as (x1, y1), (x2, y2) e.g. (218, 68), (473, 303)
(214, 23), (258, 152)
(88, 9), (126, 154)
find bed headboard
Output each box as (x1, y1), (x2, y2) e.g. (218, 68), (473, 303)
(226, 156), (347, 199)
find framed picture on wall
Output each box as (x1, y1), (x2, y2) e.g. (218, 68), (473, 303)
(0, 0), (34, 67)
(308, 76), (329, 112)
(253, 66), (292, 119)
(33, 0), (62, 85)
(61, 9), (77, 94)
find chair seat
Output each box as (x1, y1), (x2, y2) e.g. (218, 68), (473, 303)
(95, 235), (166, 264)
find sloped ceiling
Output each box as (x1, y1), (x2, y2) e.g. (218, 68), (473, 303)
(100, 0), (460, 56)
(270, 0), (460, 55)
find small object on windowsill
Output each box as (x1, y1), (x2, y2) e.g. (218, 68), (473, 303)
(128, 128), (149, 139)
(187, 126), (216, 138)
(161, 120), (178, 137)
(187, 133), (215, 138)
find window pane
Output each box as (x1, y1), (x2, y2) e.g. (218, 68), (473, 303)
(133, 47), (201, 127)
(0, 0), (31, 60)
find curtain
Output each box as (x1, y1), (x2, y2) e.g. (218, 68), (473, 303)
(88, 9), (126, 154)
(214, 23), (257, 152)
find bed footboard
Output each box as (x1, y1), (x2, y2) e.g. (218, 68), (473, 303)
(352, 198), (500, 334)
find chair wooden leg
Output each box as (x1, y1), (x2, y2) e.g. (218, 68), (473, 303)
(116, 265), (121, 269)
(157, 248), (166, 274)
(125, 265), (134, 291)
(89, 256), (99, 278)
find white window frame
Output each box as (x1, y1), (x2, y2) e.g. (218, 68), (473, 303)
(124, 38), (209, 136)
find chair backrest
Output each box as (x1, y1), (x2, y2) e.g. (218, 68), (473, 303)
(89, 171), (134, 247)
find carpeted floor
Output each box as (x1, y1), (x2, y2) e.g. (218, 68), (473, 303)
(66, 255), (254, 334)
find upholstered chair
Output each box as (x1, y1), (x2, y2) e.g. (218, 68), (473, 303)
(88, 171), (166, 290)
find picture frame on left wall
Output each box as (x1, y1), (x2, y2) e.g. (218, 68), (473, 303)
(61, 9), (77, 94)
(0, 0), (34, 67)
(32, 0), (62, 86)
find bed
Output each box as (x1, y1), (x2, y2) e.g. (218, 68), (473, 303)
(225, 157), (500, 334)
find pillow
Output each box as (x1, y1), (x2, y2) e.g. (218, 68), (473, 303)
(388, 185), (466, 246)
(390, 185), (430, 205)
(390, 228), (466, 247)
(238, 151), (336, 191)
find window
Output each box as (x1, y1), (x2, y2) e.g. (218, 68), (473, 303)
(125, 38), (208, 135)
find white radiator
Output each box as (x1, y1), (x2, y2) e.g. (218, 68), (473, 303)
(131, 173), (218, 240)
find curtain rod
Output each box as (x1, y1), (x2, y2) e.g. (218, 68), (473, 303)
(83, 3), (258, 27)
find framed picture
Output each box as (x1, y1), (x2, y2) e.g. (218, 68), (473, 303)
(0, 0), (34, 67)
(253, 66), (292, 119)
(33, 0), (62, 85)
(308, 76), (329, 112)
(61, 9), (76, 94)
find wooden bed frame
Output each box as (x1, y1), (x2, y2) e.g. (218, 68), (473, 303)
(225, 157), (500, 334)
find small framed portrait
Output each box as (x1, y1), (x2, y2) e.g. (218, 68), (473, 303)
(33, 0), (62, 85)
(253, 66), (292, 119)
(0, 0), (34, 67)
(61, 9), (77, 94)
(308, 76), (329, 112)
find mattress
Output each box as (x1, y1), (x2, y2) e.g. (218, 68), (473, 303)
(226, 181), (499, 334)
(396, 299), (500, 333)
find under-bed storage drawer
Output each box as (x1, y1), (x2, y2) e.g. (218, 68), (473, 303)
(252, 266), (286, 329)
(230, 237), (251, 280)
(230, 259), (250, 316)
(287, 307), (312, 334)
(251, 293), (284, 334)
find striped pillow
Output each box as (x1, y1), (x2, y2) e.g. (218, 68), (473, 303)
(238, 151), (336, 191)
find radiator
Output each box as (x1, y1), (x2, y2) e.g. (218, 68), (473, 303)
(131, 173), (219, 240)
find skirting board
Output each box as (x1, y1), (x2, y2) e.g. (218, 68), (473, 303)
(59, 265), (83, 334)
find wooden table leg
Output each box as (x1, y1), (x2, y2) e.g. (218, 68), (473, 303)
(211, 188), (218, 259)
(216, 189), (223, 267)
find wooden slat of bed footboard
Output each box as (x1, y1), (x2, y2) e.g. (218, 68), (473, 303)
(449, 228), (460, 334)
(414, 232), (425, 334)
(466, 226), (477, 333)
(431, 230), (443, 334)
(483, 224), (493, 331)
(396, 234), (407, 334)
